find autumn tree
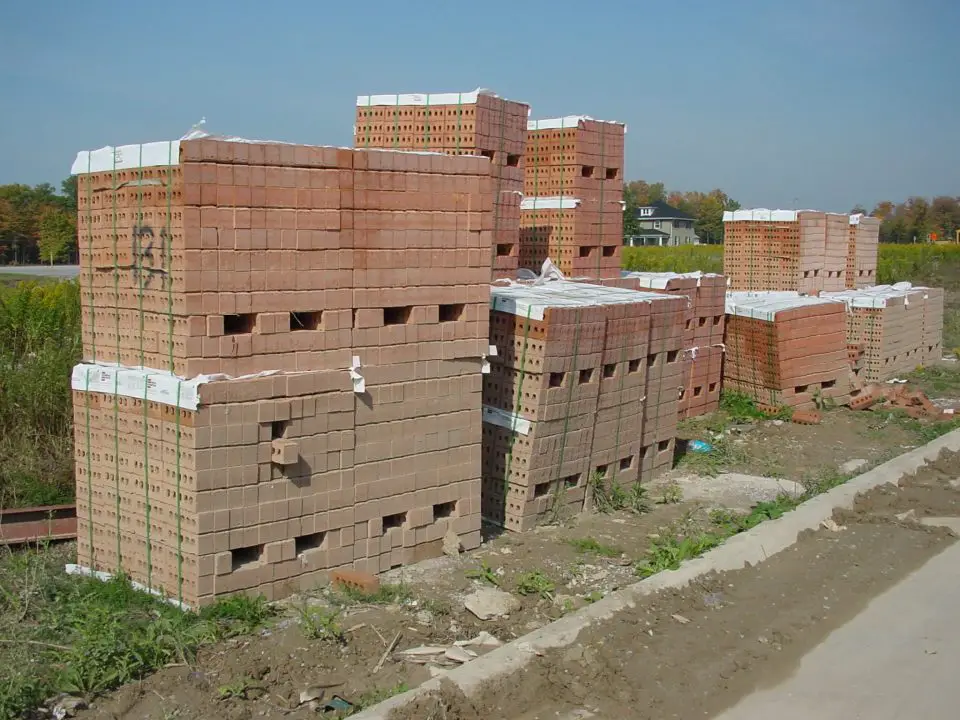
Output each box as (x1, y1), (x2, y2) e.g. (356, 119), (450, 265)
(37, 207), (76, 264)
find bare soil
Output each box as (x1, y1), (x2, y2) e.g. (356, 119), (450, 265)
(72, 412), (958, 720)
(392, 450), (960, 720)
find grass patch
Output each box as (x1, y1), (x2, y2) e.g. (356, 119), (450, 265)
(297, 605), (345, 643)
(0, 544), (272, 718)
(332, 581), (412, 606)
(565, 537), (623, 558)
(514, 571), (555, 600)
(0, 280), (81, 507)
(588, 472), (651, 514)
(907, 364), (960, 397)
(348, 682), (410, 715)
(465, 560), (500, 587)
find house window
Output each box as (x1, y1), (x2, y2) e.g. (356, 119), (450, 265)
(638, 207), (654, 217)
(654, 221), (661, 229)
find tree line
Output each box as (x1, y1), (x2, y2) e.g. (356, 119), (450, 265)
(854, 196), (960, 244)
(0, 179), (78, 265)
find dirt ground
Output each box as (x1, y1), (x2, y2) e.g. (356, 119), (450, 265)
(393, 449), (960, 720)
(72, 401), (960, 720)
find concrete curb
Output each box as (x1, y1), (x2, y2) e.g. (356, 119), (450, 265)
(352, 428), (960, 719)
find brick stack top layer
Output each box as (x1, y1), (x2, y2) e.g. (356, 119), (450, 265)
(821, 283), (944, 377)
(848, 214), (880, 289)
(72, 137), (493, 378)
(723, 209), (865, 294)
(724, 291), (849, 391)
(354, 88), (529, 278)
(524, 116), (626, 204)
(354, 89), (529, 160)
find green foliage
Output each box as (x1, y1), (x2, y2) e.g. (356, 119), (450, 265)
(635, 532), (723, 578)
(658, 481), (683, 505)
(0, 544), (275, 718)
(348, 682), (410, 715)
(297, 605), (345, 643)
(565, 537), (623, 558)
(515, 571), (555, 600)
(37, 208), (76, 264)
(198, 594), (275, 637)
(622, 245), (723, 273)
(217, 677), (260, 700)
(333, 581), (412, 606)
(465, 560), (500, 587)
(0, 279), (81, 507)
(0, 182), (76, 264)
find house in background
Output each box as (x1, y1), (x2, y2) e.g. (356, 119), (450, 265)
(625, 200), (699, 246)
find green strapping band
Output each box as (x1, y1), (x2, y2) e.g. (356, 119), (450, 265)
(163, 141), (184, 602)
(142, 376), (152, 591)
(455, 93), (463, 154)
(424, 94), (431, 149)
(83, 368), (95, 567)
(111, 150), (122, 569)
(491, 99), (507, 268)
(364, 96), (372, 149)
(556, 118), (566, 266)
(85, 155), (96, 360)
(503, 305), (534, 502)
(136, 145), (146, 367)
(393, 94), (400, 150)
(174, 382), (183, 605)
(596, 122), (606, 279)
(607, 335), (630, 485)
(550, 307), (583, 512)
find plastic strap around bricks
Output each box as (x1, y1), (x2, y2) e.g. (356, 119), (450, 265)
(136, 145), (146, 366)
(174, 380), (184, 605)
(111, 150), (123, 569)
(596, 120), (606, 280)
(82, 367), (95, 569)
(142, 376), (153, 591)
(85, 153), (96, 361)
(393, 94), (401, 150)
(557, 116), (567, 272)
(491, 98), (507, 268)
(424, 94), (432, 150)
(455, 92), (463, 154)
(363, 95), (372, 149)
(607, 335), (630, 486)
(81, 153), (98, 572)
(549, 306), (584, 518)
(502, 305), (535, 505)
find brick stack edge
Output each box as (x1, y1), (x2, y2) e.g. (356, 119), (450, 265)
(71, 137), (491, 606)
(519, 117), (625, 279)
(723, 209), (878, 293)
(482, 282), (684, 531)
(616, 272), (727, 419)
(723, 293), (852, 410)
(822, 285), (944, 382)
(353, 89), (529, 280)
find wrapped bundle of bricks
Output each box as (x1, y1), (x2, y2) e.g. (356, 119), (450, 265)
(822, 283), (944, 381)
(520, 116), (625, 279)
(70, 135), (491, 606)
(723, 209), (856, 293)
(723, 292), (851, 411)
(618, 272), (726, 419)
(481, 281), (684, 531)
(846, 214), (881, 289)
(354, 88), (529, 280)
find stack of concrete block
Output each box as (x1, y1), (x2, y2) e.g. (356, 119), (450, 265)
(723, 210), (851, 293)
(846, 214), (880, 289)
(71, 136), (491, 606)
(520, 116), (625, 279)
(481, 281), (684, 531)
(822, 284), (944, 381)
(723, 292), (851, 410)
(354, 89), (529, 279)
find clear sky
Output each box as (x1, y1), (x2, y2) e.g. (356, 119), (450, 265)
(1, 0), (957, 212)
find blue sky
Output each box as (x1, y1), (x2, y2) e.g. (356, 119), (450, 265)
(1, 0), (957, 212)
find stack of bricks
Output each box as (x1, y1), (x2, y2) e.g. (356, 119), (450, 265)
(846, 214), (880, 289)
(821, 284), (944, 381)
(354, 89), (529, 280)
(520, 116), (625, 279)
(723, 292), (852, 410)
(723, 210), (851, 293)
(619, 272), (727, 419)
(481, 281), (684, 531)
(70, 135), (492, 606)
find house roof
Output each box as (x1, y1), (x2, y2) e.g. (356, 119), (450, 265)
(628, 228), (670, 238)
(633, 200), (696, 221)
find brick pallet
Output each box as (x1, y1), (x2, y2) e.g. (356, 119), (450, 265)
(723, 209), (866, 293)
(723, 292), (852, 410)
(482, 281), (684, 531)
(822, 284), (944, 381)
(619, 272), (726, 419)
(354, 89), (528, 279)
(71, 136), (491, 606)
(847, 215), (880, 289)
(519, 116), (625, 279)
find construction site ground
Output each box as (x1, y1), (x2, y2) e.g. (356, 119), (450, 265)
(4, 368), (959, 720)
